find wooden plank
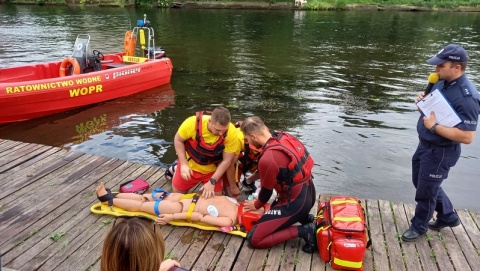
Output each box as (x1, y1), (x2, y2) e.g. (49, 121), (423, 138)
(163, 226), (191, 264)
(360, 199), (374, 271)
(0, 144), (52, 173)
(0, 141), (40, 165)
(0, 142), (37, 165)
(13, 205), (108, 270)
(0, 151), (85, 203)
(180, 229), (215, 269)
(216, 234), (245, 270)
(0, 144), (42, 169)
(231, 238), (254, 271)
(71, 240), (103, 271)
(159, 224), (176, 241)
(379, 199), (406, 271)
(295, 245), (314, 271)
(404, 205), (454, 271)
(0, 154), (108, 231)
(450, 214), (480, 269)
(45, 220), (110, 271)
(2, 159), (131, 265)
(0, 140), (24, 157)
(280, 238), (300, 271)
(440, 226), (472, 270)
(2, 141), (480, 271)
(264, 241), (285, 270)
(0, 147), (63, 179)
(391, 203), (423, 271)
(43, 164), (161, 271)
(8, 163), (156, 270)
(0, 152), (93, 229)
(23, 213), (109, 271)
(203, 232), (232, 270)
(466, 210), (480, 250)
(365, 199), (390, 270)
(1, 160), (131, 264)
(246, 247), (269, 270)
(310, 253), (326, 271)
(0, 159), (142, 253)
(295, 204), (318, 271)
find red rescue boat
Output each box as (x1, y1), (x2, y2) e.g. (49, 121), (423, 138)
(0, 15), (173, 124)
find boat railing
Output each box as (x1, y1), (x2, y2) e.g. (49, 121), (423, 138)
(125, 14), (164, 61)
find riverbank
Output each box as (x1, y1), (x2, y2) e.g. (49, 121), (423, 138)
(174, 2), (480, 12)
(3, 0), (480, 12)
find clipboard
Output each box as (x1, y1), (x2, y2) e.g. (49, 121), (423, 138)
(416, 89), (461, 128)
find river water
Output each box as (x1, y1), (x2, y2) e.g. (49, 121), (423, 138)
(1, 5), (479, 210)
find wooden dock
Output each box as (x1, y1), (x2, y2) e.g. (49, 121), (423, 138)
(0, 139), (479, 271)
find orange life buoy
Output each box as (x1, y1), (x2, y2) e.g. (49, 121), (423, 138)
(59, 57), (81, 77)
(124, 31), (136, 56)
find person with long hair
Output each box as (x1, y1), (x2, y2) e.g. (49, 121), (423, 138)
(101, 216), (180, 271)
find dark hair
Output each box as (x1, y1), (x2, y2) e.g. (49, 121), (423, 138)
(211, 106), (231, 126)
(240, 116), (266, 136)
(101, 217), (165, 271)
(450, 61), (467, 71)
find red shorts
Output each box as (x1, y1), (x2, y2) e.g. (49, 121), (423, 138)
(172, 162), (223, 192)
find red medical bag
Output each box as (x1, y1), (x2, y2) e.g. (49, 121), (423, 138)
(237, 202), (270, 232)
(316, 196), (371, 271)
(119, 178), (150, 194)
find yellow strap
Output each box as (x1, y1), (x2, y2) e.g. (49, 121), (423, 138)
(235, 162), (239, 182)
(333, 216), (362, 222)
(185, 195), (199, 222)
(179, 193), (197, 200)
(332, 257), (363, 269)
(316, 225), (330, 233)
(331, 199), (358, 205)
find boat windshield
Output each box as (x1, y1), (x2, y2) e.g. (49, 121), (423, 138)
(72, 35), (90, 58)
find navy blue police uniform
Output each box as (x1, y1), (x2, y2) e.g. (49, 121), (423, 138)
(411, 73), (480, 234)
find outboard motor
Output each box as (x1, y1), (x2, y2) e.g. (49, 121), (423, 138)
(144, 47), (166, 59)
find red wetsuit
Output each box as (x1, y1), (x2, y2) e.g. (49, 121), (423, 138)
(247, 148), (316, 248)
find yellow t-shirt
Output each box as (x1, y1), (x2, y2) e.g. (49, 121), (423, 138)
(234, 127), (245, 155)
(178, 115), (238, 174)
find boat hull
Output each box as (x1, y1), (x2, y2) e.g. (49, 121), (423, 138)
(0, 52), (173, 124)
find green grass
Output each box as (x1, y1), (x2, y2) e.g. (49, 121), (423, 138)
(50, 231), (67, 242)
(6, 0), (480, 8)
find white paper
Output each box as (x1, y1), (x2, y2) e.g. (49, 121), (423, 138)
(416, 89), (462, 128)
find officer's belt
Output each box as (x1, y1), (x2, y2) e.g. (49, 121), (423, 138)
(419, 138), (459, 149)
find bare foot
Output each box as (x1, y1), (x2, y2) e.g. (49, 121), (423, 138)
(96, 182), (109, 204)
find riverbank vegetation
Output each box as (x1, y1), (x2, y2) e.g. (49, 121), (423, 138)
(3, 0), (480, 10)
(305, 0), (480, 9)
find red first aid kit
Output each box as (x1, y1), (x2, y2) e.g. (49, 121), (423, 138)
(119, 178), (149, 194)
(316, 196), (371, 271)
(237, 202), (270, 232)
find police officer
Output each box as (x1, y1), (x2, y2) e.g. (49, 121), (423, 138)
(402, 44), (480, 242)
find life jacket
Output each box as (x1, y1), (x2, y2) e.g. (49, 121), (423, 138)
(234, 121), (261, 176)
(261, 131), (313, 189)
(239, 143), (260, 175)
(184, 111), (226, 165)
